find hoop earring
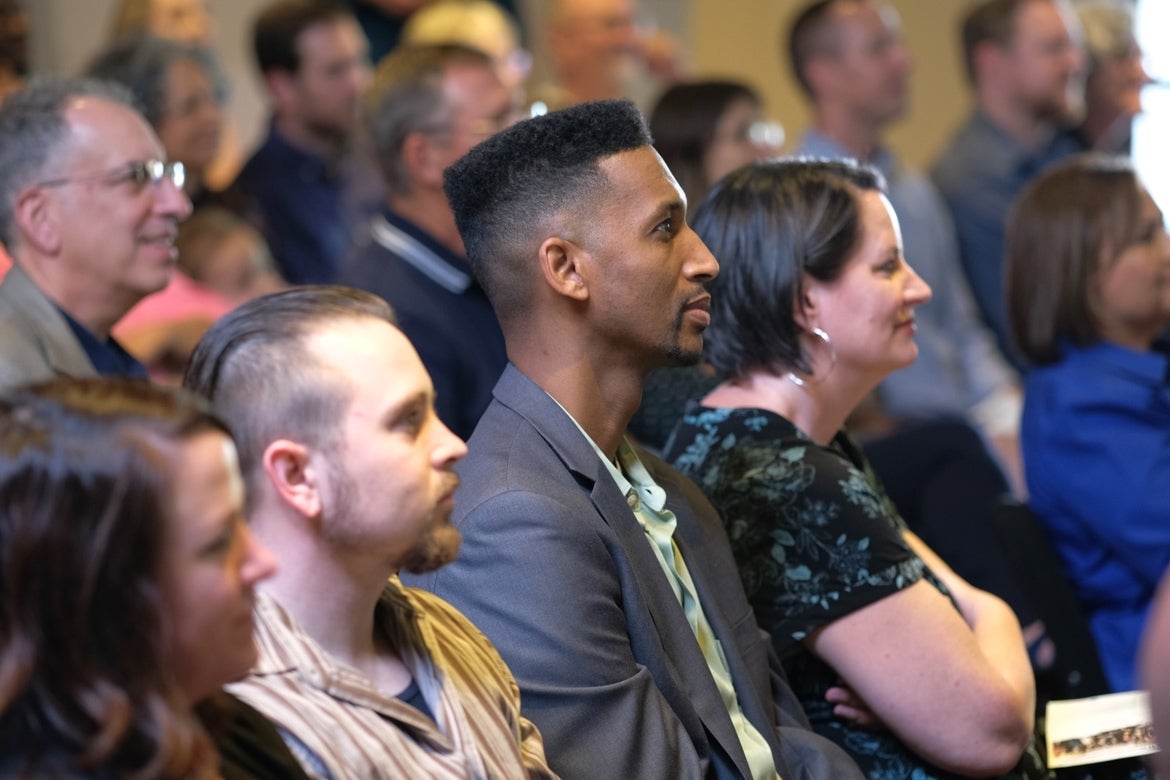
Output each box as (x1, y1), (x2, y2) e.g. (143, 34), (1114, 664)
(787, 327), (836, 388)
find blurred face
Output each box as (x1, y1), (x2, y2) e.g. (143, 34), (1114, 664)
(552, 0), (639, 93)
(287, 18), (371, 140)
(161, 431), (277, 703)
(307, 318), (468, 574)
(46, 97), (192, 308)
(823, 0), (911, 128)
(703, 96), (774, 189)
(149, 0), (212, 45)
(198, 225), (283, 304)
(1001, 0), (1084, 121)
(583, 147), (720, 367)
(1086, 40), (1148, 124)
(156, 57), (221, 181)
(429, 62), (518, 175)
(1095, 188), (1170, 350)
(805, 190), (931, 381)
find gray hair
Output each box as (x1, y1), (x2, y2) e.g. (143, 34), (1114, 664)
(0, 76), (136, 250)
(86, 34), (226, 130)
(1073, 0), (1136, 66)
(362, 42), (494, 195)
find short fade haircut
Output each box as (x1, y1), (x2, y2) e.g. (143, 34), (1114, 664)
(787, 0), (846, 98)
(182, 286), (396, 506)
(363, 43), (495, 195)
(692, 157), (885, 380)
(0, 76), (136, 250)
(1006, 153), (1144, 366)
(252, 0), (352, 76)
(961, 0), (1034, 85)
(443, 98), (651, 326)
(87, 34), (225, 130)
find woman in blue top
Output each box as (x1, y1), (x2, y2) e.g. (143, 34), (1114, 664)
(1005, 154), (1170, 692)
(663, 159), (1040, 778)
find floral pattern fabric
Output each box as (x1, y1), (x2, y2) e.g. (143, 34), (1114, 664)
(664, 405), (1044, 780)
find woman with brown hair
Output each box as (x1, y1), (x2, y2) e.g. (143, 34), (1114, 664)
(0, 378), (297, 778)
(1006, 153), (1170, 693)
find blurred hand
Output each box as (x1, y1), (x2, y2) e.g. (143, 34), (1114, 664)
(825, 680), (886, 731)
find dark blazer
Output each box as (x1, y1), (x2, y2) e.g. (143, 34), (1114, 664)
(403, 364), (862, 780)
(0, 265), (96, 392)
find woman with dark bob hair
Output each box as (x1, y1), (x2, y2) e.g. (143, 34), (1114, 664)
(663, 158), (1041, 778)
(648, 79), (780, 209)
(1006, 153), (1170, 693)
(0, 378), (300, 779)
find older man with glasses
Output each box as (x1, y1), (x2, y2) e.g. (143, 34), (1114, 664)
(0, 76), (191, 391)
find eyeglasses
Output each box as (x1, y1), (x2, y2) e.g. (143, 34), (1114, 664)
(36, 159), (186, 191)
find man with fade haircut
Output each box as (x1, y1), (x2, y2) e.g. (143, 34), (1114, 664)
(339, 43), (515, 441)
(931, 0), (1083, 366)
(182, 286), (555, 780)
(401, 100), (864, 780)
(0, 76), (191, 391)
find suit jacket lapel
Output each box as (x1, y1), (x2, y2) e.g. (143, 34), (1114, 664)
(0, 266), (96, 378)
(492, 364), (758, 778)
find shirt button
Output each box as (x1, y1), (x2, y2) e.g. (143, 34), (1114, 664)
(626, 492), (640, 509)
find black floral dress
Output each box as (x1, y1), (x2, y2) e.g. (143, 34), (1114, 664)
(664, 405), (1046, 780)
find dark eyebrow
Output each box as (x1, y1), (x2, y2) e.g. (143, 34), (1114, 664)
(381, 389), (431, 425)
(644, 199), (685, 232)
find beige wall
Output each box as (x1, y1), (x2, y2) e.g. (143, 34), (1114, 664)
(688, 0), (974, 172)
(30, 0), (974, 173)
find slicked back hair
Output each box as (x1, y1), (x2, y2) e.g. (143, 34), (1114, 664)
(0, 76), (136, 250)
(1006, 153), (1144, 365)
(182, 285), (396, 507)
(443, 98), (652, 326)
(692, 157), (885, 380)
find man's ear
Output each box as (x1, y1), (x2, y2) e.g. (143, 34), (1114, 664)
(538, 236), (589, 302)
(13, 187), (61, 256)
(261, 438), (322, 519)
(401, 130), (444, 189)
(265, 69), (298, 116)
(803, 56), (837, 98)
(972, 40), (1004, 86)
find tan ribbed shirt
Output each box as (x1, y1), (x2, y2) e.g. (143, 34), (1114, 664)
(228, 579), (556, 780)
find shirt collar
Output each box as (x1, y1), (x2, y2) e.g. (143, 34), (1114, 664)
(550, 394), (669, 512)
(797, 129), (901, 185)
(371, 209), (473, 294)
(58, 307), (147, 379)
(968, 111), (1080, 179)
(1063, 340), (1170, 386)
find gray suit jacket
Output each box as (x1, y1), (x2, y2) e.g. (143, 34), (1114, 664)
(403, 364), (862, 780)
(0, 266), (96, 392)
